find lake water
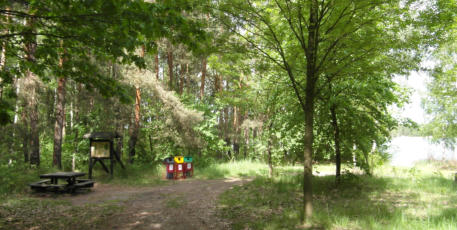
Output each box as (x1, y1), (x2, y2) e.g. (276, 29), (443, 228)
(388, 136), (457, 166)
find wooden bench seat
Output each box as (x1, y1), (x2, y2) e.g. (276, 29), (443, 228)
(74, 180), (95, 188)
(30, 179), (51, 189)
(29, 179), (51, 186)
(30, 182), (65, 191)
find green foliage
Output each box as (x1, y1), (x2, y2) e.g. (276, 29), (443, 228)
(0, 0), (206, 124)
(0, 163), (45, 197)
(423, 53), (457, 147)
(392, 119), (424, 137)
(421, 0), (457, 148)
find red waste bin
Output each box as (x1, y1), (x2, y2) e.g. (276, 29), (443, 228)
(184, 162), (193, 177)
(184, 156), (193, 177)
(173, 156), (185, 179)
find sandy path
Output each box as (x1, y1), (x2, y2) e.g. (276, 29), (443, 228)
(60, 178), (250, 230)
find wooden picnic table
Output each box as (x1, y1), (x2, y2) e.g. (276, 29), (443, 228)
(30, 172), (94, 193)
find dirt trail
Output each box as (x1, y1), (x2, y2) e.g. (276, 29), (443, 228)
(61, 178), (250, 230)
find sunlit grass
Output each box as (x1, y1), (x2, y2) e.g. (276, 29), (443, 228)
(218, 161), (457, 230)
(2, 159), (457, 229)
(94, 163), (169, 186)
(195, 160), (271, 179)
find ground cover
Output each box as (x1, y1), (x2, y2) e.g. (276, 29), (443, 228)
(0, 160), (260, 229)
(218, 163), (457, 230)
(1, 161), (456, 229)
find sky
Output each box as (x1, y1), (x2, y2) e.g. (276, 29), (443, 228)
(387, 68), (457, 166)
(393, 70), (430, 124)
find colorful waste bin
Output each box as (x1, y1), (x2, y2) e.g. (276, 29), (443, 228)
(184, 156), (193, 177)
(173, 156), (185, 179)
(163, 157), (174, 179)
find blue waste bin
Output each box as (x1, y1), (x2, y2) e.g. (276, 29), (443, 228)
(163, 157), (174, 179)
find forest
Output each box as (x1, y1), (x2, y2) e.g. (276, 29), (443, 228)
(1, 0), (457, 229)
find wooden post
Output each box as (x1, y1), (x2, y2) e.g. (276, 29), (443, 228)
(89, 139), (93, 179)
(110, 140), (114, 177)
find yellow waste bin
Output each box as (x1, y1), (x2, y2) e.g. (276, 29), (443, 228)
(174, 156), (184, 164)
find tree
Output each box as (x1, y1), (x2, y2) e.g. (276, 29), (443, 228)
(422, 0), (457, 148)
(0, 0), (205, 166)
(216, 0), (422, 222)
(53, 44), (66, 169)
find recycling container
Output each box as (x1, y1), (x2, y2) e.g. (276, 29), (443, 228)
(173, 156), (185, 179)
(184, 156), (193, 177)
(174, 156), (184, 164)
(184, 156), (192, 163)
(163, 157), (175, 179)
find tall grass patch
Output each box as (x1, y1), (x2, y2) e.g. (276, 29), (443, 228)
(218, 163), (457, 230)
(0, 198), (122, 229)
(195, 160), (270, 179)
(0, 163), (57, 199)
(93, 163), (168, 186)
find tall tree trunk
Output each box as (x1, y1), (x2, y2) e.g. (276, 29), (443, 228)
(179, 63), (185, 95)
(302, 86), (315, 224)
(128, 46), (145, 163)
(21, 108), (29, 163)
(73, 83), (81, 151)
(233, 106), (239, 156)
(0, 7), (9, 99)
(27, 75), (39, 166)
(331, 105), (341, 183)
(72, 83), (82, 171)
(148, 134), (154, 159)
(112, 63), (124, 161)
(267, 137), (273, 178)
(128, 87), (141, 164)
(167, 47), (173, 90)
(155, 54), (159, 80)
(200, 58), (206, 99)
(185, 63), (190, 94)
(13, 81), (20, 124)
(267, 122), (274, 178)
(24, 17), (40, 166)
(302, 0), (319, 223)
(53, 77), (66, 169)
(224, 106), (229, 154)
(0, 42), (4, 99)
(53, 44), (66, 169)
(243, 111), (249, 159)
(353, 144), (357, 167)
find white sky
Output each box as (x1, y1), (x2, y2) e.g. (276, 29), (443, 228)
(393, 70), (430, 124)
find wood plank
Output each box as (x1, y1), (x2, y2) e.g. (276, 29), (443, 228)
(74, 181), (94, 188)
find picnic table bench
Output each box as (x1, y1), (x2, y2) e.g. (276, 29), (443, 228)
(30, 172), (94, 193)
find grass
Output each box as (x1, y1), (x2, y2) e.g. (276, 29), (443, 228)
(0, 162), (169, 200)
(93, 163), (169, 186)
(0, 197), (122, 230)
(218, 162), (457, 230)
(194, 160), (271, 179)
(2, 160), (456, 229)
(0, 162), (166, 230)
